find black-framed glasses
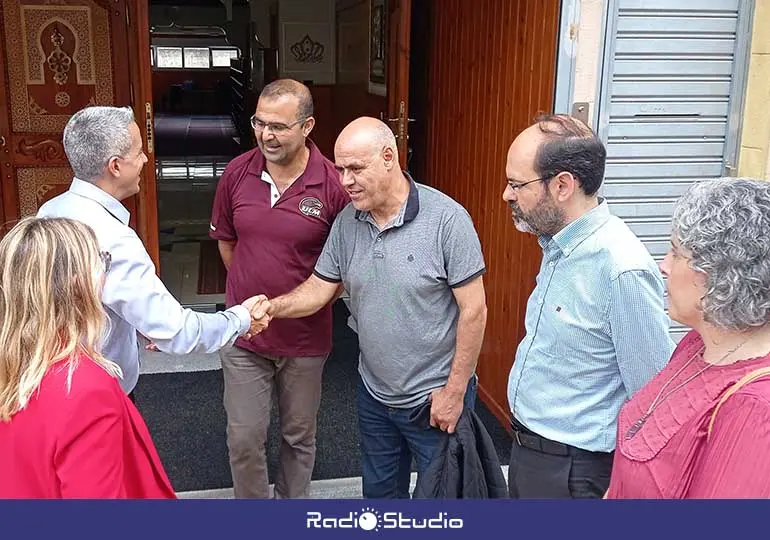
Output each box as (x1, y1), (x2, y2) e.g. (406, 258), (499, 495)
(506, 175), (551, 191)
(99, 251), (112, 274)
(250, 115), (308, 134)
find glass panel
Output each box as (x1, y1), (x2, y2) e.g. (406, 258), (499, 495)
(211, 49), (239, 67)
(183, 47), (210, 69)
(156, 47), (183, 68)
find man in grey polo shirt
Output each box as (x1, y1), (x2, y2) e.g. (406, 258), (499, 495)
(254, 116), (488, 498)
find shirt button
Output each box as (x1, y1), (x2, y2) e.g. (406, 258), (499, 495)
(273, 194), (278, 199)
(377, 237), (382, 242)
(549, 261), (555, 267)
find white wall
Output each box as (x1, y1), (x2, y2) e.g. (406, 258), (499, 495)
(278, 0), (336, 84)
(555, 0), (605, 127)
(572, 0), (605, 127)
(336, 0), (369, 85)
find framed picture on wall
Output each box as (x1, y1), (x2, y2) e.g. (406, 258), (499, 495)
(369, 0), (386, 84)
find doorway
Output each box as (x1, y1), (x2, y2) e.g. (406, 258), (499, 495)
(137, 0), (400, 495)
(133, 0), (560, 497)
(148, 2), (249, 311)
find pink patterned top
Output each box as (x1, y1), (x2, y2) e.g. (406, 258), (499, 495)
(607, 330), (770, 499)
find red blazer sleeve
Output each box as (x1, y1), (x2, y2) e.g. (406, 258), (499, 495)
(688, 389), (770, 498)
(54, 385), (127, 498)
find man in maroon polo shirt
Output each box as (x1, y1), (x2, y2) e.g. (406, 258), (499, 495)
(209, 79), (349, 498)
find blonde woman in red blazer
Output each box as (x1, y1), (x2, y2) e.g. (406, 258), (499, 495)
(0, 217), (175, 499)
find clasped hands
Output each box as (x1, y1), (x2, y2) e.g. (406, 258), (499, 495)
(241, 294), (273, 339)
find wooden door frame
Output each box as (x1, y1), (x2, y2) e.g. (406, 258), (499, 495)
(127, 0), (160, 271)
(0, 1), (13, 230)
(386, 0), (411, 169)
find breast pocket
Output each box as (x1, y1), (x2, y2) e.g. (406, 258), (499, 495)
(544, 283), (609, 357)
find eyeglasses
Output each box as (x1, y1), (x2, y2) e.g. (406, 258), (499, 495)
(506, 175), (552, 191)
(99, 251), (112, 274)
(250, 115), (308, 135)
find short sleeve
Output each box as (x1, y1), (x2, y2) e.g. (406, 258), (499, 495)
(442, 208), (486, 288)
(209, 163), (237, 241)
(688, 389), (770, 498)
(314, 212), (344, 283)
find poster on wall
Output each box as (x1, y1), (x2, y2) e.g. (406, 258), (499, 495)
(369, 0), (387, 85)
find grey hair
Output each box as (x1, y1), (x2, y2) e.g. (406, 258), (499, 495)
(62, 106), (135, 182)
(672, 177), (770, 330)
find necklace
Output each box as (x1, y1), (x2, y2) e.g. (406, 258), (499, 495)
(624, 334), (756, 440)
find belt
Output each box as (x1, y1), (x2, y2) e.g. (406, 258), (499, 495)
(511, 418), (610, 458)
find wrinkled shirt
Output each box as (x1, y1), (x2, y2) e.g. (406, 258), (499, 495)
(508, 200), (674, 452)
(38, 179), (250, 393)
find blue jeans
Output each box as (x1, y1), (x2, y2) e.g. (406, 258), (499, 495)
(357, 376), (477, 499)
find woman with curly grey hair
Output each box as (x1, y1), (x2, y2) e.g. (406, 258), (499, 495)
(606, 177), (770, 498)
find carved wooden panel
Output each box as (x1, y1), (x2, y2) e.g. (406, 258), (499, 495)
(3, 0), (115, 133)
(17, 166), (73, 216)
(12, 134), (67, 166)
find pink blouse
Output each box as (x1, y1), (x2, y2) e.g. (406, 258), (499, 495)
(607, 330), (770, 499)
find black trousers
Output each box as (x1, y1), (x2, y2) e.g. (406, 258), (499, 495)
(128, 391), (136, 404)
(507, 419), (614, 499)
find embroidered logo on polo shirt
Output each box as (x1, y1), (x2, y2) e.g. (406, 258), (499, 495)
(299, 196), (323, 218)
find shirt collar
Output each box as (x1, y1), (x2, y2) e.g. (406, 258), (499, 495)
(355, 171), (420, 226)
(69, 177), (130, 225)
(540, 198), (610, 255)
(253, 139), (325, 187)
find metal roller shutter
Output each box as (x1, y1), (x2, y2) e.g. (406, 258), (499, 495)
(597, 0), (753, 341)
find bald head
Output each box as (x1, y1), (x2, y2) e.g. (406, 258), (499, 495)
(259, 79), (314, 119)
(334, 117), (404, 214)
(336, 117), (398, 160)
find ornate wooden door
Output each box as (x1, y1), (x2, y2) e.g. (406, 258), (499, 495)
(0, 0), (155, 253)
(385, 0), (411, 169)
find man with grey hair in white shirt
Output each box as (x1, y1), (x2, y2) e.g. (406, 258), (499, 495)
(38, 105), (267, 398)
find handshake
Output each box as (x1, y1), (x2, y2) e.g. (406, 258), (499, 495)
(241, 295), (274, 339)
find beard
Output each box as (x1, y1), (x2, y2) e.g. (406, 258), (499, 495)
(509, 193), (566, 237)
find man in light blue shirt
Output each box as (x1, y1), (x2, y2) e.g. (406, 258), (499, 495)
(503, 114), (674, 498)
(38, 106), (266, 396)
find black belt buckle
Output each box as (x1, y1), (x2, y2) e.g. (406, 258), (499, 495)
(512, 423), (570, 457)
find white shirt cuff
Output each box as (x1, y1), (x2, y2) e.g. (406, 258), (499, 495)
(226, 304), (251, 335)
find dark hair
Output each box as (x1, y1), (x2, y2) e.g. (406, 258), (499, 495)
(533, 113), (606, 196)
(259, 79), (314, 121)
